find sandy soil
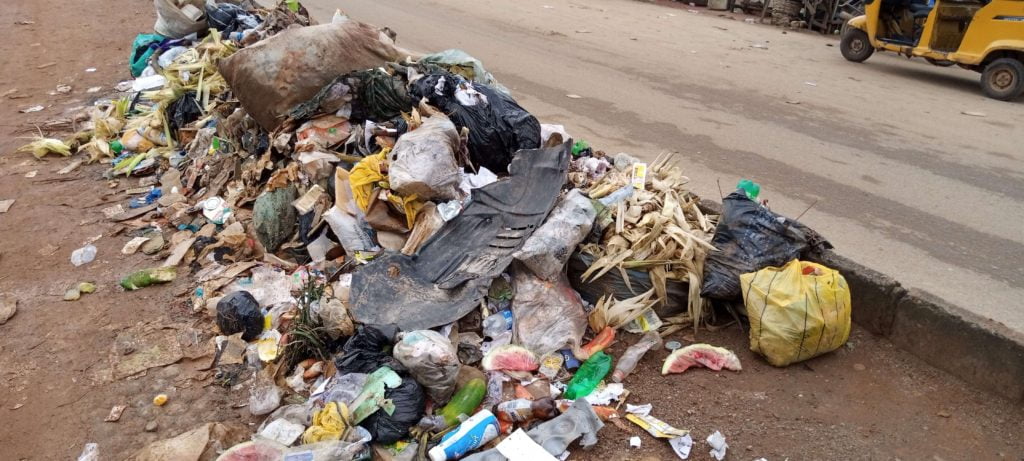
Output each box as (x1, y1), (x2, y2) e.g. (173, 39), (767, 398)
(0, 1), (1021, 460)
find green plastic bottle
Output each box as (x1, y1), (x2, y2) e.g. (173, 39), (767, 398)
(564, 351), (612, 399)
(438, 378), (486, 427)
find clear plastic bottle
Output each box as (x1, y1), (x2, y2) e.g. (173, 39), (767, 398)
(564, 351), (612, 399)
(494, 397), (557, 423)
(482, 310), (513, 338)
(611, 331), (662, 383)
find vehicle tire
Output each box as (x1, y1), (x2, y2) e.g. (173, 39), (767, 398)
(925, 57), (956, 67)
(840, 29), (873, 63)
(980, 58), (1024, 101)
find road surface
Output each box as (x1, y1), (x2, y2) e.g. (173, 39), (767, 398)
(307, 0), (1024, 334)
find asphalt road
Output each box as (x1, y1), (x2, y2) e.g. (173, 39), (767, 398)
(304, 0), (1024, 333)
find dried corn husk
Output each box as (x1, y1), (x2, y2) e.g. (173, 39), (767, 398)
(18, 137), (72, 159)
(589, 289), (660, 332)
(583, 153), (718, 332)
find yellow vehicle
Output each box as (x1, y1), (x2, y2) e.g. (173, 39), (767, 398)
(840, 0), (1024, 100)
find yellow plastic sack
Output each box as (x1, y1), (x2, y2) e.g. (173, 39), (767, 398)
(740, 259), (851, 367)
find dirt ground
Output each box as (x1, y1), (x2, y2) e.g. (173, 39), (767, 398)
(0, 1), (1022, 460)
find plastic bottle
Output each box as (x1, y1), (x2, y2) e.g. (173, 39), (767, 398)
(611, 331), (662, 383)
(579, 326), (615, 358)
(482, 310), (513, 338)
(71, 244), (97, 267)
(494, 397), (557, 424)
(438, 378), (487, 428)
(563, 351), (612, 400)
(428, 409), (500, 461)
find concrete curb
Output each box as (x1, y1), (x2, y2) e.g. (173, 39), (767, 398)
(698, 200), (1024, 403)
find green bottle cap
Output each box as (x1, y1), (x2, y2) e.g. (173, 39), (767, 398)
(110, 140), (124, 155)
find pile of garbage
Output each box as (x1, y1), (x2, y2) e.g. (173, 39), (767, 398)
(27, 2), (854, 460)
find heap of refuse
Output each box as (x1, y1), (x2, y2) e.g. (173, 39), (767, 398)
(28, 2), (853, 460)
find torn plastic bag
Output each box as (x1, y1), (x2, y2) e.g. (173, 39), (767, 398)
(153, 0), (207, 39)
(701, 191), (832, 300)
(410, 73), (540, 174)
(166, 91), (202, 134)
(348, 142), (570, 330)
(219, 18), (415, 130)
(387, 115), (462, 201)
(361, 376), (426, 444)
(206, 2), (260, 34)
(567, 252), (689, 319)
(419, 49), (510, 95)
(462, 399), (604, 461)
(511, 263), (587, 357)
(334, 325), (403, 375)
(514, 189), (597, 280)
(393, 330), (461, 404)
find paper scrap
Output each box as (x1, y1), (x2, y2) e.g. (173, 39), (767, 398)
(24, 170), (37, 178)
(626, 403), (652, 416)
(626, 413), (689, 438)
(631, 162), (647, 189)
(707, 431), (728, 461)
(259, 418), (305, 446)
(122, 237), (151, 255)
(0, 199), (14, 213)
(496, 429), (558, 461)
(584, 382), (624, 405)
(565, 94), (582, 99)
(102, 204), (125, 219)
(670, 434), (693, 459)
(20, 105), (44, 113)
(104, 405), (127, 422)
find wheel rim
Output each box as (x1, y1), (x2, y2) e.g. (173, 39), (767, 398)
(850, 38), (865, 54)
(989, 68), (1016, 91)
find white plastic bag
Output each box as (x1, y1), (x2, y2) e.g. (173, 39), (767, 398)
(388, 116), (462, 201)
(393, 330), (461, 404)
(514, 190), (597, 280)
(511, 263), (588, 357)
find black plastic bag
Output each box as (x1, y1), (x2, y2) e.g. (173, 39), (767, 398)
(700, 191), (832, 300)
(361, 376), (426, 444)
(410, 73), (540, 174)
(166, 91), (202, 134)
(216, 291), (263, 341)
(206, 3), (260, 34)
(334, 325), (403, 374)
(567, 252), (689, 319)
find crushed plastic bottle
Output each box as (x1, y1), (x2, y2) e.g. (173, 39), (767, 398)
(611, 331), (662, 383)
(494, 397), (557, 423)
(482, 310), (513, 338)
(564, 351), (612, 400)
(129, 187), (162, 208)
(71, 244), (97, 267)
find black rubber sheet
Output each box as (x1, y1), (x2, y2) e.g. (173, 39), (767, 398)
(349, 141), (571, 330)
